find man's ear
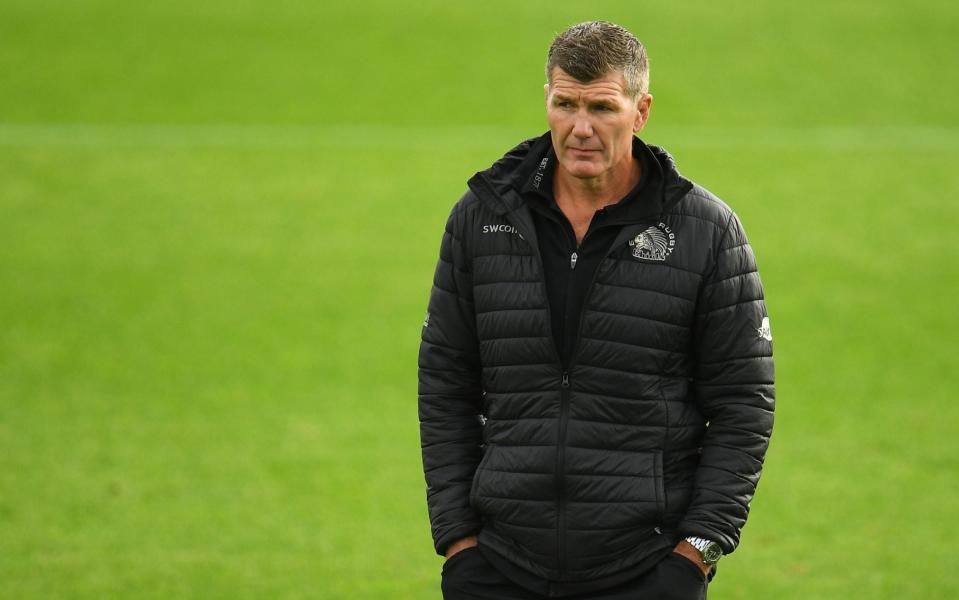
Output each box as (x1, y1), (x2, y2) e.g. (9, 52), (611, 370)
(633, 93), (653, 133)
(544, 83), (550, 105)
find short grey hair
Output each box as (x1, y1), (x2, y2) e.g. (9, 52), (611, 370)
(546, 21), (649, 98)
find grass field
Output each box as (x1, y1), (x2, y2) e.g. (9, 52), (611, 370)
(1, 1), (958, 598)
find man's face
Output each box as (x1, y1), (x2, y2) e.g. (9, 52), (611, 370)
(545, 67), (652, 181)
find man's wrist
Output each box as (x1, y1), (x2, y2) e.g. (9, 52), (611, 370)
(444, 535), (479, 559)
(672, 539), (712, 576)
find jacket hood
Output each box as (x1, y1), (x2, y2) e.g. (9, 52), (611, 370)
(467, 131), (694, 220)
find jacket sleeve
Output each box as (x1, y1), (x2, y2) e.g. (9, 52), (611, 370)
(418, 199), (485, 556)
(679, 211), (775, 554)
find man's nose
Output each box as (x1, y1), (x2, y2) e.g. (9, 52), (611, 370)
(572, 113), (593, 138)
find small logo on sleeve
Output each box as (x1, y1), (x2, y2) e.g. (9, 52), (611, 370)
(628, 223), (676, 261)
(758, 317), (772, 341)
(423, 311), (430, 328)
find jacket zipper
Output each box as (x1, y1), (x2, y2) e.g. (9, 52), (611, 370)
(556, 369), (570, 570)
(554, 223), (600, 572)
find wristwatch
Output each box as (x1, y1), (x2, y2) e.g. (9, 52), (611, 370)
(684, 536), (723, 566)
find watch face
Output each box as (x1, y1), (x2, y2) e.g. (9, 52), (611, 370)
(703, 542), (723, 564)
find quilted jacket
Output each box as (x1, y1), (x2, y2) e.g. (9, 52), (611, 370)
(418, 135), (775, 583)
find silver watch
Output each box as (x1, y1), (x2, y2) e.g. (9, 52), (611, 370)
(684, 536), (723, 565)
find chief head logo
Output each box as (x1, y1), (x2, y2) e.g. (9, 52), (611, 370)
(629, 223), (676, 261)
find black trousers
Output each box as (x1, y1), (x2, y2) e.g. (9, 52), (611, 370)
(441, 547), (708, 600)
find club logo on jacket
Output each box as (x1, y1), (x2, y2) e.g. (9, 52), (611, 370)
(629, 223), (675, 261)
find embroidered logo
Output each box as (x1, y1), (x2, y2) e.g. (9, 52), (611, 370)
(758, 317), (772, 342)
(629, 223), (676, 261)
(423, 311), (430, 328)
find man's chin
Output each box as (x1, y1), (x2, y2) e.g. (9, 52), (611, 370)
(561, 161), (605, 180)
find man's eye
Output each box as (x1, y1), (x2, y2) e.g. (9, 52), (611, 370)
(558, 101), (573, 108)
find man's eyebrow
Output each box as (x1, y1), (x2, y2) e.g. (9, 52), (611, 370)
(551, 92), (622, 107)
(589, 95), (621, 104)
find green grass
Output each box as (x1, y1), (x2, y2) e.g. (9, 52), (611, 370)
(1, 1), (958, 598)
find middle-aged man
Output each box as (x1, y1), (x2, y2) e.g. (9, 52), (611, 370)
(418, 21), (775, 600)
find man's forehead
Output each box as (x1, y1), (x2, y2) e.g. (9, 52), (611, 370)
(549, 68), (629, 99)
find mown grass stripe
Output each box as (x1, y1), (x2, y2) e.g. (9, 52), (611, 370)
(1, 123), (957, 151)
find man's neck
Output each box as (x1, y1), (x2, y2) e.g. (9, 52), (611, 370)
(553, 156), (642, 213)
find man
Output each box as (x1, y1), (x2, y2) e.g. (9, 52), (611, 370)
(419, 21), (774, 600)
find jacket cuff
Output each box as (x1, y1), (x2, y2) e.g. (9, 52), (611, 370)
(434, 522), (483, 557)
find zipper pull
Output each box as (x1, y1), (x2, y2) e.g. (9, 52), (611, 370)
(570, 251), (578, 270)
(561, 372), (569, 387)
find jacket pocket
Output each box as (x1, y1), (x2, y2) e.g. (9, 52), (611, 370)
(469, 444), (496, 510)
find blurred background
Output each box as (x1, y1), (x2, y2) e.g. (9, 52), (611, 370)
(1, 1), (957, 598)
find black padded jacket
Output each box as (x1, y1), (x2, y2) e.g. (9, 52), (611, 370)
(418, 135), (775, 585)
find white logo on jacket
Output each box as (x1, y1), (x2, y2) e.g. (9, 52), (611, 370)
(482, 224), (525, 240)
(758, 317), (772, 341)
(629, 223), (675, 261)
